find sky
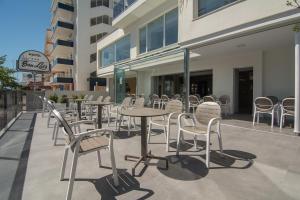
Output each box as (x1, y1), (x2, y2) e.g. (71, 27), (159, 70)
(0, 0), (51, 80)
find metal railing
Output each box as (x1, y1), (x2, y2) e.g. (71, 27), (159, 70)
(0, 91), (45, 132)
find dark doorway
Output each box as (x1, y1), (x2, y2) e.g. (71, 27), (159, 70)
(236, 68), (253, 114)
(190, 71), (213, 98)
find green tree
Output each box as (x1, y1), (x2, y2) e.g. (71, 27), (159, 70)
(286, 0), (300, 32)
(0, 55), (19, 90)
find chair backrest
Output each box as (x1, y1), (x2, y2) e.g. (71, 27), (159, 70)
(174, 94), (181, 100)
(165, 100), (183, 118)
(134, 97), (145, 108)
(52, 109), (75, 144)
(195, 94), (201, 100)
(219, 95), (230, 105)
(83, 94), (89, 100)
(161, 95), (169, 102)
(282, 98), (295, 113)
(152, 94), (160, 101)
(254, 97), (274, 111)
(195, 102), (221, 126)
(122, 97), (132, 108)
(47, 100), (56, 110)
(203, 95), (215, 102)
(103, 96), (111, 102)
(189, 95), (199, 104)
(87, 95), (94, 101)
(97, 96), (103, 102)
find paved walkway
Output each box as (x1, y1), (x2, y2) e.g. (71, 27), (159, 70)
(0, 113), (36, 200)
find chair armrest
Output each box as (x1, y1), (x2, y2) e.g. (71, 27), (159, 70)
(74, 128), (113, 140)
(69, 120), (95, 127)
(207, 117), (221, 132)
(178, 113), (195, 128)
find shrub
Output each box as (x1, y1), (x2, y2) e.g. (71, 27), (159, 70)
(49, 94), (58, 103)
(60, 95), (68, 103)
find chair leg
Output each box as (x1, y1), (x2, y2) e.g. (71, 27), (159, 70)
(53, 124), (59, 146)
(257, 113), (260, 124)
(163, 126), (167, 142)
(205, 133), (211, 169)
(217, 123), (223, 154)
(271, 111), (274, 129)
(52, 121), (57, 140)
(252, 110), (256, 126)
(280, 113), (284, 129)
(109, 145), (119, 186)
(176, 130), (181, 155)
(96, 150), (102, 167)
(47, 111), (52, 128)
(127, 117), (131, 136)
(193, 135), (198, 150)
(166, 125), (170, 152)
(66, 146), (79, 200)
(60, 147), (69, 181)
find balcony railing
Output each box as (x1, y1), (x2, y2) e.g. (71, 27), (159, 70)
(53, 58), (74, 66)
(113, 0), (137, 19)
(53, 76), (73, 83)
(53, 39), (74, 49)
(53, 20), (74, 33)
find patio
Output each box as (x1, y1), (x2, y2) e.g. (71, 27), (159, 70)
(1, 111), (298, 200)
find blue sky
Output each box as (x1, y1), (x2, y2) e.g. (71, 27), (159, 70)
(0, 0), (50, 79)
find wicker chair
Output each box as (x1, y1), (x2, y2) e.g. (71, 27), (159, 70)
(161, 95), (169, 109)
(52, 109), (119, 200)
(177, 102), (223, 168)
(189, 95), (200, 113)
(218, 95), (230, 116)
(203, 95), (216, 102)
(280, 98), (295, 129)
(253, 97), (276, 128)
(148, 100), (183, 152)
(152, 94), (161, 109)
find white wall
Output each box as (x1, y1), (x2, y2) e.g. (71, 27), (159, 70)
(75, 0), (114, 91)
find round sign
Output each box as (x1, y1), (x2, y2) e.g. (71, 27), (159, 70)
(17, 50), (51, 73)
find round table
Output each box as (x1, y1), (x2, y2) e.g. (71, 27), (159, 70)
(84, 101), (112, 128)
(120, 107), (169, 176)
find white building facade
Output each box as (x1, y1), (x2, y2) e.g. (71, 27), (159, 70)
(97, 0), (300, 133)
(46, 0), (114, 91)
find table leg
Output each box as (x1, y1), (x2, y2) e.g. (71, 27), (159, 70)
(98, 105), (102, 129)
(77, 101), (82, 120)
(141, 116), (147, 159)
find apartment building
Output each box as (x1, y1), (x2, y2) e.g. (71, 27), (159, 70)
(45, 0), (114, 91)
(97, 0), (300, 133)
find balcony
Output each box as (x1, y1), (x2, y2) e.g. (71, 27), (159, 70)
(52, 21), (74, 39)
(51, 74), (73, 84)
(52, 58), (73, 71)
(51, 2), (74, 27)
(112, 0), (172, 28)
(51, 0), (74, 12)
(51, 39), (73, 58)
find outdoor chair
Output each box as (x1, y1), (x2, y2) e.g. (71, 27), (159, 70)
(51, 109), (119, 200)
(219, 95), (231, 116)
(253, 97), (276, 128)
(189, 95), (200, 113)
(161, 95), (169, 109)
(108, 97), (132, 128)
(96, 95), (103, 102)
(148, 100), (183, 152)
(152, 94), (161, 109)
(203, 95), (216, 102)
(176, 102), (223, 168)
(280, 98), (295, 129)
(130, 97), (145, 129)
(173, 94), (181, 101)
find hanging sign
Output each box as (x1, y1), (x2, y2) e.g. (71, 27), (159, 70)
(16, 50), (51, 73)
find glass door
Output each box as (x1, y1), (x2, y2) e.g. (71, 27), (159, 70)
(114, 67), (125, 104)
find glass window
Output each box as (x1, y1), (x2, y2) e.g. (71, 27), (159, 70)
(90, 35), (96, 44)
(91, 0), (96, 8)
(101, 44), (115, 67)
(115, 35), (130, 62)
(97, 16), (102, 24)
(103, 15), (109, 24)
(139, 27), (147, 53)
(103, 0), (109, 7)
(90, 17), (96, 26)
(90, 53), (97, 63)
(147, 16), (164, 51)
(165, 8), (178, 46)
(198, 0), (238, 16)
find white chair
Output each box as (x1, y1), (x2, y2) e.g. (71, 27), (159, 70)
(280, 98), (295, 129)
(148, 100), (183, 152)
(203, 95), (216, 102)
(189, 95), (200, 113)
(152, 94), (161, 109)
(160, 95), (169, 109)
(177, 102), (223, 168)
(253, 97), (276, 128)
(219, 95), (230, 116)
(52, 109), (119, 200)
(108, 97), (132, 128)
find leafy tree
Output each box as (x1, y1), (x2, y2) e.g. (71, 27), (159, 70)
(0, 55), (19, 90)
(286, 0), (300, 32)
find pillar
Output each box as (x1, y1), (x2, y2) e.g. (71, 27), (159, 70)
(295, 32), (300, 134)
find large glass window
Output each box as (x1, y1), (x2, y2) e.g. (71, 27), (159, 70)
(165, 8), (178, 46)
(139, 27), (147, 54)
(147, 16), (164, 51)
(101, 44), (115, 67)
(100, 35), (131, 67)
(90, 15), (111, 27)
(91, 0), (109, 8)
(139, 8), (178, 54)
(116, 35), (130, 62)
(198, 0), (238, 16)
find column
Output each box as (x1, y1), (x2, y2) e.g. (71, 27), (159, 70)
(183, 48), (190, 112)
(295, 32), (300, 134)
